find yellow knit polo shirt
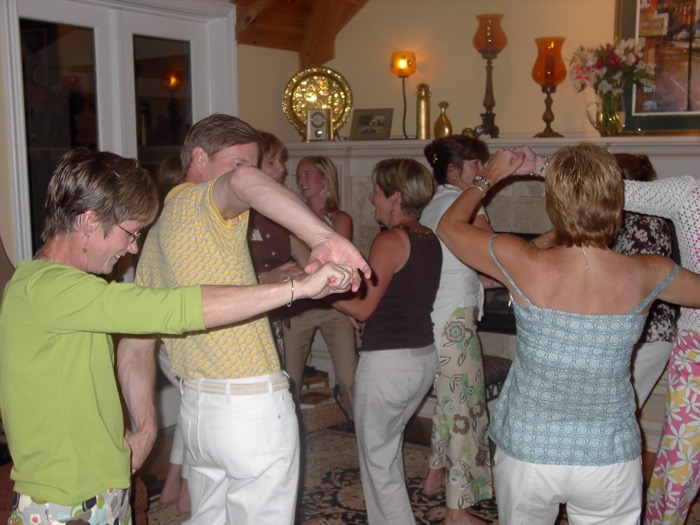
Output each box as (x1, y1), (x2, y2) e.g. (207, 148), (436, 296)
(136, 180), (280, 379)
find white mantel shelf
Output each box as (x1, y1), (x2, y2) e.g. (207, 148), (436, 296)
(287, 134), (700, 156)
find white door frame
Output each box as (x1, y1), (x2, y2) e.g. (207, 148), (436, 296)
(0, 0), (236, 261)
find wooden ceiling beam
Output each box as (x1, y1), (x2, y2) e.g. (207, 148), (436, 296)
(299, 0), (345, 68)
(231, 0), (370, 66)
(235, 0), (277, 44)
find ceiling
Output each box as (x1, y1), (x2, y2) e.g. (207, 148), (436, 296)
(230, 0), (370, 69)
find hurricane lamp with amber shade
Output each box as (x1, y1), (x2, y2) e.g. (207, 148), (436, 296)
(469, 14), (507, 138)
(390, 51), (417, 139)
(532, 37), (567, 138)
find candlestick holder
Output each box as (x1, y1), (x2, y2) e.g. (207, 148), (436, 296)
(532, 37), (566, 138)
(471, 14), (507, 138)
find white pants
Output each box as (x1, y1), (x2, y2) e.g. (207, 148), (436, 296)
(179, 372), (299, 525)
(630, 340), (673, 409)
(354, 345), (439, 525)
(493, 448), (642, 525)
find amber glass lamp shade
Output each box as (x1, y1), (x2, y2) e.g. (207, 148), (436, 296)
(390, 51), (417, 78)
(532, 37), (566, 88)
(472, 14), (507, 56)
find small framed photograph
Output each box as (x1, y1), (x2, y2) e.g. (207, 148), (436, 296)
(349, 108), (393, 140)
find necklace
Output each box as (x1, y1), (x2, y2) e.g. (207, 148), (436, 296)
(580, 246), (590, 271)
(33, 250), (55, 263)
(395, 219), (433, 239)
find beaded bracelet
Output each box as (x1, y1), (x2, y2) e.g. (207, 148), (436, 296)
(527, 156), (549, 177)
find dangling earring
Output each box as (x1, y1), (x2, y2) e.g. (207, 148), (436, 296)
(321, 188), (330, 199)
(82, 232), (91, 253)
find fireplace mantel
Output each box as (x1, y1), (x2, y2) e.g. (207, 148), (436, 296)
(286, 135), (700, 257)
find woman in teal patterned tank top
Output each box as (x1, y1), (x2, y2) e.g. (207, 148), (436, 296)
(436, 143), (700, 525)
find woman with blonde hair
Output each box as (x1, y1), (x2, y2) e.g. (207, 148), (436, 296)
(437, 143), (700, 524)
(332, 158), (441, 524)
(284, 155), (357, 416)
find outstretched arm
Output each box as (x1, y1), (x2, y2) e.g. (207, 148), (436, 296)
(331, 229), (406, 322)
(212, 166), (370, 290)
(624, 177), (696, 219)
(117, 260), (354, 469)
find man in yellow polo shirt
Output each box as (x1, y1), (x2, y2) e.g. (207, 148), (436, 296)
(117, 114), (369, 524)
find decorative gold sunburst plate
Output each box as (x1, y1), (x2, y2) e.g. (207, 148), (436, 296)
(283, 66), (353, 139)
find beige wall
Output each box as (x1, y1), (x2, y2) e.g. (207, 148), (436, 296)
(0, 0), (617, 259)
(238, 0), (616, 143)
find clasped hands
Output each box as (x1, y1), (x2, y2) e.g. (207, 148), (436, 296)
(482, 146), (546, 186)
(302, 231), (371, 296)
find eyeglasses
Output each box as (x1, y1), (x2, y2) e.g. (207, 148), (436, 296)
(116, 224), (141, 244)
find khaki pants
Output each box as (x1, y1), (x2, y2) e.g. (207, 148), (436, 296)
(283, 305), (357, 413)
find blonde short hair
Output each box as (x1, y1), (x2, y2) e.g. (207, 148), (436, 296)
(372, 158), (436, 218)
(545, 143), (623, 248)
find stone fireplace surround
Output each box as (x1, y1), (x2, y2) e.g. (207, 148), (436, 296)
(284, 134), (700, 452)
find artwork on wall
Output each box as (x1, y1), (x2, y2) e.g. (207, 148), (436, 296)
(349, 108), (393, 140)
(618, 0), (700, 133)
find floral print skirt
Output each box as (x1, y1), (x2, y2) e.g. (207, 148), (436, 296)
(428, 306), (493, 509)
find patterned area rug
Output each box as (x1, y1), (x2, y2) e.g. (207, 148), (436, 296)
(297, 428), (500, 524)
(144, 428), (700, 524)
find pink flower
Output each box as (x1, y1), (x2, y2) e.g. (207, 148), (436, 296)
(569, 38), (654, 98)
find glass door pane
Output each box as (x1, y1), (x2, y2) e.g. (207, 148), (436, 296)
(20, 18), (97, 252)
(133, 36), (191, 178)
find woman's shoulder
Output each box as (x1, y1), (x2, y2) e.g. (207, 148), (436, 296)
(330, 209), (352, 222)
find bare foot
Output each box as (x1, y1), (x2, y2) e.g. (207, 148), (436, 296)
(176, 478), (191, 515)
(445, 508), (487, 525)
(422, 467), (446, 496)
(159, 463), (182, 506)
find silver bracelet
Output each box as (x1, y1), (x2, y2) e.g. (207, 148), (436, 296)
(467, 184), (487, 198)
(284, 277), (294, 307)
(528, 155), (550, 177)
(474, 175), (492, 188)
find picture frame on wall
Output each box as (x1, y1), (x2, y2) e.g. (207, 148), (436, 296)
(618, 0), (700, 133)
(349, 108), (393, 140)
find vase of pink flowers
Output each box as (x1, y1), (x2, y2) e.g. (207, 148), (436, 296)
(569, 38), (654, 136)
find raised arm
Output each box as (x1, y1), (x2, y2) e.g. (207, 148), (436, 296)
(437, 148), (526, 278)
(212, 166), (370, 289)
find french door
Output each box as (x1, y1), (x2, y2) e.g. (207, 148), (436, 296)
(1, 0), (236, 258)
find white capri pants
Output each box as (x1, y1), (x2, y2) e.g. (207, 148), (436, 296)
(493, 447), (642, 525)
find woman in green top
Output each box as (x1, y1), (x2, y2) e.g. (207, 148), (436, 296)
(0, 147), (365, 525)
